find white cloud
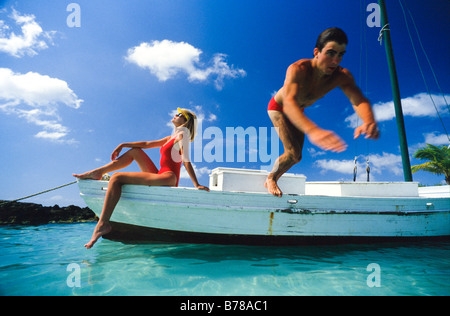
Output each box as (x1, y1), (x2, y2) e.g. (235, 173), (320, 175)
(179, 163), (211, 180)
(126, 40), (246, 90)
(0, 68), (83, 143)
(409, 131), (450, 154)
(423, 132), (449, 145)
(345, 92), (450, 128)
(207, 113), (217, 122)
(126, 40), (200, 81)
(307, 147), (326, 158)
(0, 8), (56, 57)
(366, 152), (403, 176)
(314, 152), (403, 180)
(192, 105), (218, 123)
(314, 158), (356, 176)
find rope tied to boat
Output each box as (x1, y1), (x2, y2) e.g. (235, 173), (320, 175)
(0, 181), (77, 206)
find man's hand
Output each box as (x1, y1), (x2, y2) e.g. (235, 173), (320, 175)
(307, 127), (347, 153)
(354, 122), (380, 140)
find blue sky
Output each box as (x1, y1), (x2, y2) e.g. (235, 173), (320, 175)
(1, 0), (449, 206)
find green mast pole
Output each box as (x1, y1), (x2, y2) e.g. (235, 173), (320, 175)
(378, 0), (413, 182)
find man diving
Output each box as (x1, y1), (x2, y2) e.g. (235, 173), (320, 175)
(266, 27), (380, 197)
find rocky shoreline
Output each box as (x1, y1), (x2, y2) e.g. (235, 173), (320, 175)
(0, 200), (98, 225)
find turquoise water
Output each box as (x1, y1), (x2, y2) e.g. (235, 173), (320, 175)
(0, 223), (449, 296)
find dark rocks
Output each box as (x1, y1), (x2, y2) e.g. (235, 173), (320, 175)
(0, 200), (97, 225)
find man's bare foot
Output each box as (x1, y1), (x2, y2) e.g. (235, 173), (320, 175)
(265, 178), (283, 197)
(73, 170), (103, 180)
(84, 221), (112, 249)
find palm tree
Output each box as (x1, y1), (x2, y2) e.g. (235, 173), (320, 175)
(411, 144), (450, 185)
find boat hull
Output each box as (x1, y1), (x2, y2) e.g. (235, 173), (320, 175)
(103, 221), (450, 245)
(78, 180), (450, 245)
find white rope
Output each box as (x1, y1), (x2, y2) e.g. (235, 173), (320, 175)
(0, 181), (77, 206)
(378, 23), (390, 45)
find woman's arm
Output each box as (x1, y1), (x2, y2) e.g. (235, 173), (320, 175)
(183, 161), (209, 191)
(111, 136), (170, 161)
(178, 132), (209, 191)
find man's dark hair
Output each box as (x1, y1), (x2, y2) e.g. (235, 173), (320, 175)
(315, 27), (348, 51)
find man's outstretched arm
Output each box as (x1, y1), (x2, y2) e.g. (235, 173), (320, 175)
(340, 70), (380, 140)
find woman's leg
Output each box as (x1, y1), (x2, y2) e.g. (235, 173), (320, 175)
(84, 171), (177, 249)
(74, 148), (158, 180)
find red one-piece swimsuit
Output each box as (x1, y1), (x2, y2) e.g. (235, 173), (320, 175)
(158, 137), (182, 186)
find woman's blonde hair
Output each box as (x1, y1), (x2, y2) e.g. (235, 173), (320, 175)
(177, 108), (197, 142)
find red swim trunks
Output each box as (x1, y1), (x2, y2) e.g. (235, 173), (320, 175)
(267, 97), (304, 113)
(267, 97), (283, 112)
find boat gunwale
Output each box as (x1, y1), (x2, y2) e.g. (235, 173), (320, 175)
(78, 179), (450, 201)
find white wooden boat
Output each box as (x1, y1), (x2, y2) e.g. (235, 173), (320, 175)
(78, 2), (450, 245)
(78, 168), (450, 245)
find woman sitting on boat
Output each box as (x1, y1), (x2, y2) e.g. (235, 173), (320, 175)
(73, 108), (209, 249)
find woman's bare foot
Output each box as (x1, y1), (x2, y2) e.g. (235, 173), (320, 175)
(265, 178), (283, 197)
(73, 170), (103, 180)
(84, 221), (112, 249)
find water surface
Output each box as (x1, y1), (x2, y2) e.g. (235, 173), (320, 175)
(0, 223), (449, 296)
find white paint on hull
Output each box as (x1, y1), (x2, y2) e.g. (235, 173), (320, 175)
(78, 179), (450, 238)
